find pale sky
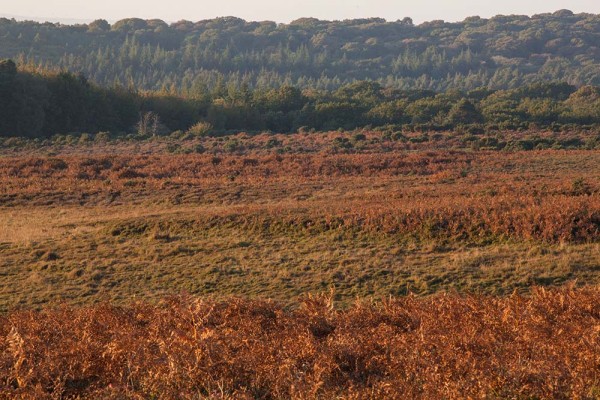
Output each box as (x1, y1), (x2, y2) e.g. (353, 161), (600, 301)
(2, 0), (600, 24)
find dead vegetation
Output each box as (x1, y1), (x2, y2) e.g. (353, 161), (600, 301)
(1, 287), (599, 399)
(0, 137), (599, 398)
(0, 150), (598, 244)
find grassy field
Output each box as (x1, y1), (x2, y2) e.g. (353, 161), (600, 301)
(0, 132), (598, 311)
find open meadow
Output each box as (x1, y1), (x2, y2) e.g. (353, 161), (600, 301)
(1, 131), (599, 398)
(1, 132), (599, 310)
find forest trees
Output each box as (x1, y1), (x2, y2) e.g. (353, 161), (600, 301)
(2, 60), (600, 138)
(0, 60), (19, 135)
(1, 11), (600, 92)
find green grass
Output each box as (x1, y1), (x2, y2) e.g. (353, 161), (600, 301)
(1, 213), (598, 312)
(0, 147), (598, 311)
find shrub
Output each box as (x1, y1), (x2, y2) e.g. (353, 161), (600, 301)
(78, 133), (91, 144)
(224, 138), (241, 153)
(352, 133), (367, 142)
(95, 131), (111, 143)
(266, 138), (282, 148)
(186, 121), (213, 137)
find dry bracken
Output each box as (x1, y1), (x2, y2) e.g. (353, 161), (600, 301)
(1, 287), (599, 399)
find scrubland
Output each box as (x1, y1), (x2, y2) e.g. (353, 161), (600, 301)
(0, 131), (599, 398)
(1, 133), (599, 309)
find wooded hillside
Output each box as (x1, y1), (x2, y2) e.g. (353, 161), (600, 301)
(1, 10), (599, 92)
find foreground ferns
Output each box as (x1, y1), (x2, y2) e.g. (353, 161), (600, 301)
(1, 287), (599, 399)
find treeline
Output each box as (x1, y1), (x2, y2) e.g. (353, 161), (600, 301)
(3, 59), (600, 138)
(0, 59), (200, 137)
(1, 10), (600, 92)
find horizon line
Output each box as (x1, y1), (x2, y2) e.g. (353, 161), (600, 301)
(0, 8), (593, 27)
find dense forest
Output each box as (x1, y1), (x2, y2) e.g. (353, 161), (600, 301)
(2, 59), (600, 138)
(1, 10), (600, 93)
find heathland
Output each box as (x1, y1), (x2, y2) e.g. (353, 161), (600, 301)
(1, 11), (600, 398)
(1, 132), (598, 312)
(0, 131), (599, 398)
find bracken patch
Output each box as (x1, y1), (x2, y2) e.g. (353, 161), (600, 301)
(0, 287), (599, 399)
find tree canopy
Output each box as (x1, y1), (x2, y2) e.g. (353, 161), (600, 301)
(1, 11), (600, 93)
(2, 61), (600, 138)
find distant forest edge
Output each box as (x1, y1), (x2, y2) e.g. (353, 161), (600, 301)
(2, 10), (600, 92)
(3, 59), (600, 139)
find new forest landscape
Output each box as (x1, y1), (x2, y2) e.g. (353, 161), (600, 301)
(0, 6), (599, 399)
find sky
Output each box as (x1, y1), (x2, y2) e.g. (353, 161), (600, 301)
(2, 0), (600, 24)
